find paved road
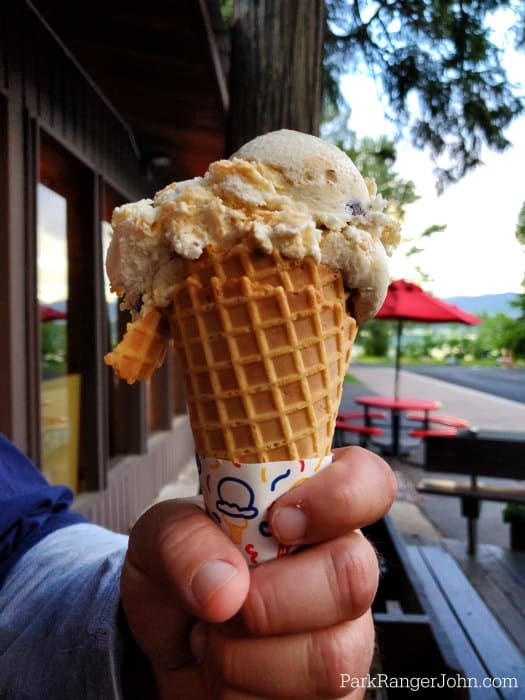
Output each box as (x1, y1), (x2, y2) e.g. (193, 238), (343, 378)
(403, 365), (525, 404)
(348, 365), (525, 431)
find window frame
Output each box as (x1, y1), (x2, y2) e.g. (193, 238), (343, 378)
(35, 128), (107, 491)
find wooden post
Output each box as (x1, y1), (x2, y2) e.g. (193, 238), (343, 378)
(227, 0), (325, 151)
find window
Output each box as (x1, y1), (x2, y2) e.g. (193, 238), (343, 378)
(37, 183), (79, 490)
(39, 139), (82, 489)
(38, 131), (100, 492)
(36, 132), (187, 490)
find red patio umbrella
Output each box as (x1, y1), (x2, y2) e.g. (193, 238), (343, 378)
(375, 280), (481, 398)
(39, 303), (67, 322)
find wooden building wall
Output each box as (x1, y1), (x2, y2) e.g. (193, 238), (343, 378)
(0, 0), (197, 532)
(1, 1), (144, 197)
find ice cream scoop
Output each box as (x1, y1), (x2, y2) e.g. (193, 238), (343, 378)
(234, 129), (374, 231)
(106, 129), (399, 325)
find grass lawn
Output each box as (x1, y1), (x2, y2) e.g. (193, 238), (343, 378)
(353, 355), (524, 368)
(344, 373), (359, 383)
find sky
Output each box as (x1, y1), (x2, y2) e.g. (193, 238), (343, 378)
(37, 184), (115, 306)
(37, 184), (68, 304)
(339, 13), (525, 298)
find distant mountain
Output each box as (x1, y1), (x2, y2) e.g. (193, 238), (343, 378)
(51, 300), (67, 313)
(444, 292), (520, 318)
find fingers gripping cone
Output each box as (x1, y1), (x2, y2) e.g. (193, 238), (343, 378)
(172, 246), (356, 564)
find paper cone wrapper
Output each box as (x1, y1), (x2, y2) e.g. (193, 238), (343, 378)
(198, 454), (333, 565)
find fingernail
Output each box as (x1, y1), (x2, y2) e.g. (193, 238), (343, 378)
(272, 506), (308, 542)
(191, 560), (238, 606)
(190, 622), (207, 663)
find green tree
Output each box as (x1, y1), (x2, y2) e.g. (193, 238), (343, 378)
(476, 313), (525, 359)
(511, 200), (525, 337)
(357, 319), (391, 357)
(41, 322), (67, 378)
(516, 201), (525, 246)
(226, 1), (525, 179)
(324, 0), (525, 190)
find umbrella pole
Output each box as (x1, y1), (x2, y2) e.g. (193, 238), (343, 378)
(394, 319), (403, 400)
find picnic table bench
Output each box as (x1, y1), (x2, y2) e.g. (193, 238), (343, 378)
(407, 412), (470, 440)
(417, 431), (525, 554)
(407, 412), (470, 429)
(334, 410), (387, 448)
(365, 516), (525, 698)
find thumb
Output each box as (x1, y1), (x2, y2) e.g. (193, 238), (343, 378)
(123, 499), (250, 623)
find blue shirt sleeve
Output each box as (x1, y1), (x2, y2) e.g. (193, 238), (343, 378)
(0, 434), (86, 587)
(0, 524), (130, 699)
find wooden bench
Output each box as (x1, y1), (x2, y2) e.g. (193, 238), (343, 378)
(417, 432), (525, 554)
(334, 409), (387, 448)
(404, 544), (525, 696)
(365, 517), (525, 697)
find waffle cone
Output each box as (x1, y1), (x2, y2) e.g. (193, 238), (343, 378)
(169, 246), (356, 463)
(104, 309), (170, 383)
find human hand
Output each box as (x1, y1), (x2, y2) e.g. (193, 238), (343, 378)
(120, 446), (396, 698)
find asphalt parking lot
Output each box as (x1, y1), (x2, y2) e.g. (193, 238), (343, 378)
(404, 365), (525, 404)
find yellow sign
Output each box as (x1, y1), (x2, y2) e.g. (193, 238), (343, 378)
(41, 373), (81, 492)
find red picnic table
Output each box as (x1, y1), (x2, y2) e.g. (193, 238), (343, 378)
(355, 395), (442, 457)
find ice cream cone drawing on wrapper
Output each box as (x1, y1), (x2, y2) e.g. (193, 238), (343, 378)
(215, 477), (257, 545)
(103, 130), (400, 565)
(222, 516), (248, 545)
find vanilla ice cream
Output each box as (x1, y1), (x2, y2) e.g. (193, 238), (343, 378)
(106, 129), (400, 324)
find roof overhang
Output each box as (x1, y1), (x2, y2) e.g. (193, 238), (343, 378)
(33, 0), (229, 187)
